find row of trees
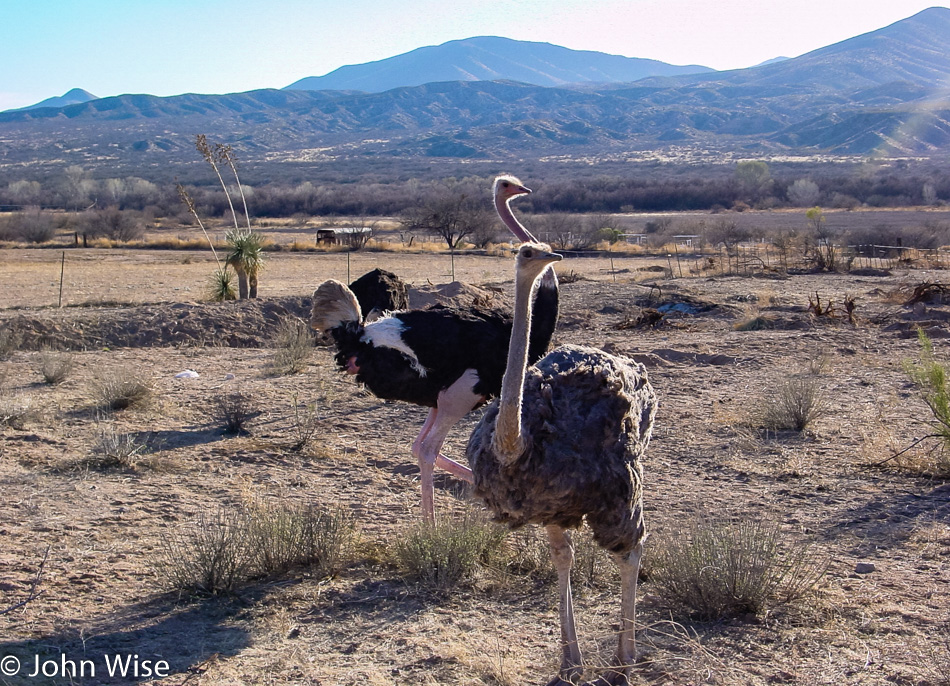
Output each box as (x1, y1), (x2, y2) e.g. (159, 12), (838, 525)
(3, 161), (950, 219)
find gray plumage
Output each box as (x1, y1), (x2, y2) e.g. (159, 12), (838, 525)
(464, 242), (657, 685)
(468, 344), (654, 553)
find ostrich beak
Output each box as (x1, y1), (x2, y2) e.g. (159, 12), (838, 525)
(514, 184), (532, 195)
(545, 251), (563, 262)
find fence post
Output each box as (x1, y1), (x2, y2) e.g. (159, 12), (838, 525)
(58, 251), (65, 308)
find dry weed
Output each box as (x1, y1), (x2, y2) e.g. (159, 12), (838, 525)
(269, 318), (314, 375)
(92, 367), (154, 410)
(35, 349), (74, 385)
(392, 508), (507, 592)
(651, 516), (827, 621)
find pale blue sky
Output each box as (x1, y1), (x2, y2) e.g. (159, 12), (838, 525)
(1, 0), (946, 110)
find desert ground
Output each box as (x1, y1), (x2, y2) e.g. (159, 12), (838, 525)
(0, 244), (948, 686)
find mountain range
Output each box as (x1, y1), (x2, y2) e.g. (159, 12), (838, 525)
(285, 36), (713, 92)
(2, 7), (950, 179)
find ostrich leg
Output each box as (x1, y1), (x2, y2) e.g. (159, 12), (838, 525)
(411, 370), (479, 521)
(545, 525), (582, 686)
(594, 542), (642, 686)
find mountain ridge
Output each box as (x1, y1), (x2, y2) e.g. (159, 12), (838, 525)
(3, 8), (950, 172)
(284, 36), (713, 93)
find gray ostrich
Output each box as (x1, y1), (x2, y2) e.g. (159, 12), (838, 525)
(467, 243), (657, 686)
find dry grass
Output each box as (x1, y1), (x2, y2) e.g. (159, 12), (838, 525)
(92, 367), (154, 411)
(35, 349), (74, 385)
(651, 516), (827, 620)
(392, 508), (508, 592)
(269, 318), (314, 375)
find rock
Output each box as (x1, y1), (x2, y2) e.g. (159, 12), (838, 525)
(855, 562), (876, 574)
(174, 370), (200, 379)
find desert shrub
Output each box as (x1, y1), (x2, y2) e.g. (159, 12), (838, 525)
(35, 349), (73, 385)
(0, 390), (34, 429)
(392, 510), (507, 591)
(92, 368), (153, 410)
(8, 208), (56, 243)
(244, 499), (356, 578)
(900, 329), (950, 477)
(209, 390), (259, 434)
(155, 508), (252, 595)
(91, 421), (151, 469)
(269, 318), (314, 375)
(154, 502), (355, 595)
(78, 207), (145, 242)
(752, 360), (826, 432)
(651, 516), (826, 620)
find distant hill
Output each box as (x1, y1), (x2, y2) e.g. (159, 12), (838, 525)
(285, 36), (713, 92)
(3, 8), (950, 174)
(10, 88), (97, 112)
(641, 7), (950, 91)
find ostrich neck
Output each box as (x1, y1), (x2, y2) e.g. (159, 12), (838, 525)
(495, 195), (557, 288)
(495, 196), (537, 243)
(493, 270), (536, 461)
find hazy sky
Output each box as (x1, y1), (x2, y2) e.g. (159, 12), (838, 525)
(1, 0), (946, 111)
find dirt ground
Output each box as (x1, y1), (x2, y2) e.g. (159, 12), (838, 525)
(0, 248), (949, 686)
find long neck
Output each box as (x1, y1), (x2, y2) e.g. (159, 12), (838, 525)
(492, 269), (536, 461)
(495, 195), (537, 243)
(495, 194), (557, 293)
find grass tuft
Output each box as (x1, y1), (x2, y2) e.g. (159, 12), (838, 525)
(92, 368), (154, 411)
(392, 509), (507, 592)
(36, 349), (74, 385)
(651, 516), (826, 621)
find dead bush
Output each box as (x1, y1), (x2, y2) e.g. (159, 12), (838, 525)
(92, 368), (154, 410)
(209, 390), (260, 434)
(269, 318), (314, 375)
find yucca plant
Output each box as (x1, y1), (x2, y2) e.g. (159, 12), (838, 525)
(208, 266), (237, 302)
(225, 229), (265, 299)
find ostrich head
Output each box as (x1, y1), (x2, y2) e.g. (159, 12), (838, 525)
(515, 242), (562, 287)
(493, 175), (531, 204)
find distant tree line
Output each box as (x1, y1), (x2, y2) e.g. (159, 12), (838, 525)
(2, 160), (950, 236)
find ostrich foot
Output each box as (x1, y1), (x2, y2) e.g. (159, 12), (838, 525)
(588, 665), (633, 686)
(543, 674), (583, 686)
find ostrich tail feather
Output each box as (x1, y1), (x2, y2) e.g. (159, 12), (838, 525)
(311, 280), (362, 332)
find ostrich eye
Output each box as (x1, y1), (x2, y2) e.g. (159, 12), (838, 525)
(502, 182), (509, 187)
(524, 249), (534, 258)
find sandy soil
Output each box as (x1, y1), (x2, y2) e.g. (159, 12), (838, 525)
(0, 249), (948, 686)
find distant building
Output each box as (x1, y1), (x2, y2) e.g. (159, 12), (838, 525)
(622, 233), (648, 245)
(316, 227), (373, 245)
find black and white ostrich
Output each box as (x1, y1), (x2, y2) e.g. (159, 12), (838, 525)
(310, 176), (559, 521)
(467, 243), (657, 686)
